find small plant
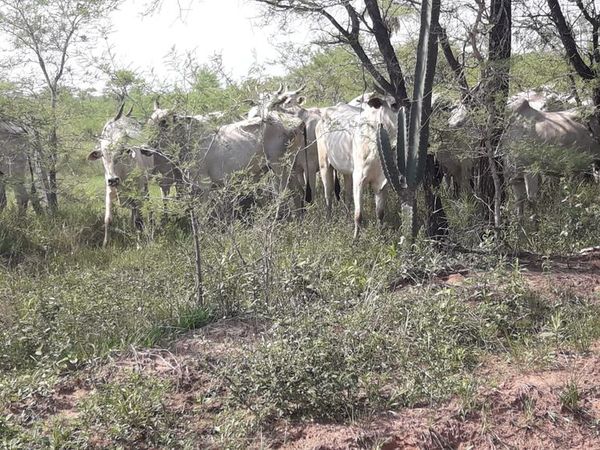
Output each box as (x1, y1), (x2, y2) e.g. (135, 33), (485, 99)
(560, 379), (581, 414)
(80, 372), (175, 446)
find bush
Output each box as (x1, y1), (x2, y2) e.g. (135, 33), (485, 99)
(228, 266), (600, 422)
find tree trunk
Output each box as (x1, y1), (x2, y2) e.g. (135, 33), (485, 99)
(477, 0), (511, 227)
(189, 206), (204, 307)
(424, 155), (448, 238)
(46, 91), (59, 212)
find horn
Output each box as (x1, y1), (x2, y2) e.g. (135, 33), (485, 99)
(114, 102), (125, 121)
(153, 97), (160, 110)
(126, 105), (134, 117)
(275, 83), (283, 95)
(293, 83), (306, 95)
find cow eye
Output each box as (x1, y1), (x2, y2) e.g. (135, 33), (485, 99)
(159, 118), (167, 127)
(391, 103), (399, 111)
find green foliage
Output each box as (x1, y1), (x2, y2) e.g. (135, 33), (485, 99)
(228, 264), (600, 422)
(104, 68), (146, 101)
(285, 47), (369, 105)
(80, 373), (174, 446)
(511, 140), (596, 176)
(559, 379), (581, 413)
(510, 53), (573, 93)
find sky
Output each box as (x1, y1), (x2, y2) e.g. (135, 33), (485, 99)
(106, 0), (309, 88)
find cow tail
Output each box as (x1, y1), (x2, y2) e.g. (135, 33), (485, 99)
(302, 122), (312, 203)
(334, 170), (341, 201)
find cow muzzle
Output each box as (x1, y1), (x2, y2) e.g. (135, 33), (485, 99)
(107, 177), (120, 187)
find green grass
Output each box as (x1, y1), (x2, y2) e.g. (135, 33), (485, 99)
(2, 171), (600, 447)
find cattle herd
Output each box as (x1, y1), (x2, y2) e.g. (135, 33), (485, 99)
(1, 84), (600, 245)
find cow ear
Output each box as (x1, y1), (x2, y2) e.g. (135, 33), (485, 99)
(87, 150), (102, 161)
(367, 97), (384, 109)
(140, 147), (154, 157)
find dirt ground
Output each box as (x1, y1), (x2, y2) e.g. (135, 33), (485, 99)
(269, 348), (600, 449)
(6, 251), (600, 449)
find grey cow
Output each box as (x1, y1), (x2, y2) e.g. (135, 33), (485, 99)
(503, 98), (600, 217)
(248, 84), (321, 203)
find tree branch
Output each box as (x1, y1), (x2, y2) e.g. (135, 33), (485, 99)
(546, 0), (595, 79)
(363, 0), (408, 102)
(438, 26), (470, 99)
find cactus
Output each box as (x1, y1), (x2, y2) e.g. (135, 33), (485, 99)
(376, 0), (440, 193)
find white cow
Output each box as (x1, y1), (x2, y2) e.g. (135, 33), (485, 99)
(446, 93), (600, 217)
(503, 98), (600, 217)
(351, 94), (398, 238)
(507, 85), (584, 112)
(248, 85), (320, 203)
(145, 103), (209, 203)
(146, 105), (306, 209)
(0, 120), (30, 213)
(316, 103), (362, 215)
(88, 104), (154, 246)
(317, 93), (398, 237)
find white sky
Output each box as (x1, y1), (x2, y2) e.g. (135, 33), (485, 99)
(106, 0), (309, 88)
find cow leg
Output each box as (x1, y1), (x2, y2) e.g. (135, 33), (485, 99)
(14, 182), (29, 215)
(524, 172), (541, 228)
(306, 165), (317, 204)
(288, 169), (305, 215)
(320, 163), (334, 219)
(103, 189), (115, 247)
(375, 187), (386, 227)
(524, 172), (540, 203)
(0, 177), (6, 212)
(159, 178), (171, 224)
(132, 207), (144, 231)
(511, 179), (527, 222)
(353, 175), (364, 239)
(343, 174), (353, 206)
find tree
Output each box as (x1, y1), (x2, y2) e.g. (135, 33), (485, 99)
(0, 0), (121, 211)
(516, 1), (598, 114)
(435, 0), (512, 228)
(104, 68), (145, 103)
(545, 0), (599, 109)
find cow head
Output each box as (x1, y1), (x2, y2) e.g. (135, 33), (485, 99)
(272, 84), (307, 112)
(88, 103), (147, 191)
(365, 92), (399, 120)
(348, 92), (376, 107)
(447, 103), (470, 128)
(146, 103), (181, 151)
(248, 84), (307, 119)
